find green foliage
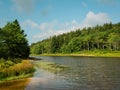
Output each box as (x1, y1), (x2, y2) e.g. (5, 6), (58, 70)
(0, 58), (21, 69)
(0, 20), (30, 58)
(30, 22), (120, 54)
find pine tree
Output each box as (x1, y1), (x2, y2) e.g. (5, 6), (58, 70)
(1, 19), (30, 58)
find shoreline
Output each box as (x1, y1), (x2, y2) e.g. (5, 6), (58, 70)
(31, 52), (120, 58)
(0, 73), (33, 83)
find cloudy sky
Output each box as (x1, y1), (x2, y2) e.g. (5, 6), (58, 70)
(0, 0), (120, 44)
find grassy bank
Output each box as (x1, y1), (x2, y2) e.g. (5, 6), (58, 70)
(0, 59), (35, 82)
(31, 51), (120, 57)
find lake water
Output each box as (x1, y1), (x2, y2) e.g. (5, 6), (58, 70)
(0, 56), (120, 90)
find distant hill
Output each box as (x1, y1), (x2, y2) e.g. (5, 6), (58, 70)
(30, 22), (120, 54)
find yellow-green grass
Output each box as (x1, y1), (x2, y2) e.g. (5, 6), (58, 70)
(0, 60), (35, 82)
(36, 62), (70, 73)
(31, 51), (120, 57)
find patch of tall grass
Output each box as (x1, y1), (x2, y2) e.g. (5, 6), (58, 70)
(36, 62), (70, 73)
(0, 59), (35, 81)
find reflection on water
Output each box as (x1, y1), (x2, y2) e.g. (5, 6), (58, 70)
(0, 78), (30, 90)
(0, 56), (120, 90)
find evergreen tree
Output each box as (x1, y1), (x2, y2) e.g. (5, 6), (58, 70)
(0, 19), (29, 58)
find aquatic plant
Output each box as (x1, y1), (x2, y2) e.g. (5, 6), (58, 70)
(36, 62), (70, 73)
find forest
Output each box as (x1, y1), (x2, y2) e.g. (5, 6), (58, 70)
(30, 22), (120, 54)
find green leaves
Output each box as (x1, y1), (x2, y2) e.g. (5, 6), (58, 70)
(0, 20), (29, 58)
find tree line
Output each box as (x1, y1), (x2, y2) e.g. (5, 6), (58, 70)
(0, 20), (30, 59)
(31, 22), (120, 54)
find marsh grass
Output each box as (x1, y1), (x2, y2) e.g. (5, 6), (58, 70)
(36, 62), (70, 73)
(0, 59), (35, 81)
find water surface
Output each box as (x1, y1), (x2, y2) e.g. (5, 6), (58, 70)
(0, 56), (120, 90)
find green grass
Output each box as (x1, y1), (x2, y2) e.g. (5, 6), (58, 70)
(36, 62), (70, 73)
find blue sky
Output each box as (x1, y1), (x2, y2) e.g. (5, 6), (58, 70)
(0, 0), (120, 44)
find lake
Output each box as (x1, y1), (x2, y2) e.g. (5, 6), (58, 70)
(0, 56), (120, 90)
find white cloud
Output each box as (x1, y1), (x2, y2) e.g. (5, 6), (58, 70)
(22, 20), (58, 31)
(22, 11), (111, 44)
(39, 20), (57, 31)
(22, 20), (39, 29)
(11, 0), (34, 13)
(33, 30), (65, 40)
(81, 11), (111, 27)
(71, 20), (77, 25)
(31, 30), (66, 43)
